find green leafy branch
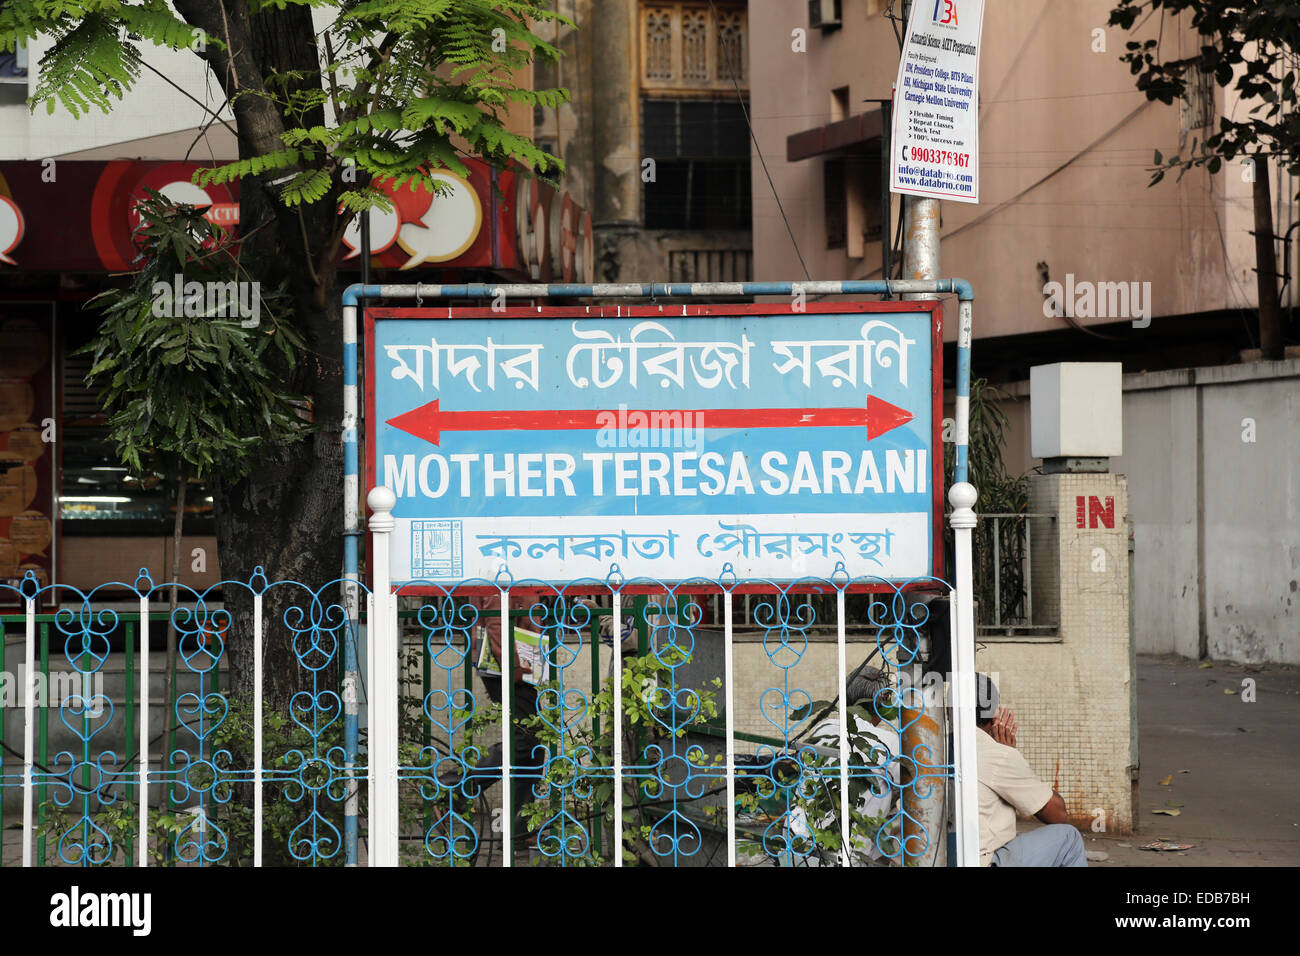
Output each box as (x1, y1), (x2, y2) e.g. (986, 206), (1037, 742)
(79, 189), (312, 483)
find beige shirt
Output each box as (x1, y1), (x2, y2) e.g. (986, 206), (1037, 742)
(976, 729), (1054, 866)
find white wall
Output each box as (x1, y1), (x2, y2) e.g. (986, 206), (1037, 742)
(0, 35), (232, 161)
(1117, 385), (1201, 657)
(1, 7), (341, 162)
(995, 360), (1299, 664)
(1114, 362), (1299, 663)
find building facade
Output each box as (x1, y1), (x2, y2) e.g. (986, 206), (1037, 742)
(533, 0), (754, 284)
(0, 14), (562, 595)
(745, 0), (1299, 665)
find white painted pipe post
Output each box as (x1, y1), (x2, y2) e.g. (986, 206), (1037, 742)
(902, 137), (948, 868)
(21, 596), (35, 867)
(948, 481), (981, 866)
(611, 590), (622, 867)
(367, 486), (400, 867)
(138, 593), (150, 868)
(498, 585), (512, 868)
(365, 590), (375, 861)
(723, 591), (736, 868)
(253, 591), (264, 867)
(835, 588), (851, 866)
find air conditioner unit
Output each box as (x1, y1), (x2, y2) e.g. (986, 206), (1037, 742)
(809, 0), (843, 31)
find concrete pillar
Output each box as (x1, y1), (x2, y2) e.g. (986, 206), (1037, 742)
(978, 472), (1135, 835)
(590, 0), (641, 229)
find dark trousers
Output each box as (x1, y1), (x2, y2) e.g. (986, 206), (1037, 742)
(479, 675), (541, 853)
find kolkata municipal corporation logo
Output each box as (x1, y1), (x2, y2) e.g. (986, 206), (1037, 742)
(410, 519), (463, 579)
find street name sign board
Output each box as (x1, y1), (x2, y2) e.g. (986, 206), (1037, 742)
(890, 0), (986, 203)
(366, 302), (942, 588)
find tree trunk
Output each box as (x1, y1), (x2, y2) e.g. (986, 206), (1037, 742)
(1252, 155), (1284, 361)
(212, 411), (344, 715)
(174, 0), (346, 713)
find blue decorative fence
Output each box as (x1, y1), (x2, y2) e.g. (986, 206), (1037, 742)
(1, 564), (959, 867)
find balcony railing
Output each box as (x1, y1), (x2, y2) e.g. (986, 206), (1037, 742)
(667, 247), (752, 283)
(975, 513), (1059, 636)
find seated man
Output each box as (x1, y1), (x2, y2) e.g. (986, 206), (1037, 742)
(974, 674), (1086, 867)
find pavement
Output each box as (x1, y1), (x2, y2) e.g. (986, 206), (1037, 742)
(1076, 654), (1300, 867)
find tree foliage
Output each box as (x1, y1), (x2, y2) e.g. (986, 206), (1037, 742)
(80, 189), (310, 481)
(3, 0), (570, 473)
(1108, 0), (1300, 190)
(1, 1), (569, 219)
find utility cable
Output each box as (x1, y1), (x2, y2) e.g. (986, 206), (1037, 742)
(708, 0), (810, 280)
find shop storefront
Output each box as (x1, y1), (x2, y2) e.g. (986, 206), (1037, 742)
(0, 158), (592, 597)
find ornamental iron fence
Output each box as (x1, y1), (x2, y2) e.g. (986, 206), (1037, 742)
(0, 561), (962, 867)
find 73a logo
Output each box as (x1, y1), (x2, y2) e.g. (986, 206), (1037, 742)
(933, 0), (958, 25)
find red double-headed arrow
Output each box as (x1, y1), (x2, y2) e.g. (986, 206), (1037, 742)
(386, 395), (913, 446)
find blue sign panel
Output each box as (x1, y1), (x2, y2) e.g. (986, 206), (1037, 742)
(367, 303), (942, 586)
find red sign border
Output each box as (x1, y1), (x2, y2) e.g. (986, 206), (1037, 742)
(364, 300), (945, 595)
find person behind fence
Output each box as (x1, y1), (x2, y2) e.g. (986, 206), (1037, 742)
(464, 594), (541, 772)
(974, 673), (1086, 867)
(788, 665), (901, 863)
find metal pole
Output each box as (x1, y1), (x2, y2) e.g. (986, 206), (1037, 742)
(253, 591), (264, 867)
(612, 590), (623, 866)
(992, 516), (1000, 628)
(341, 279), (972, 303)
(21, 597), (34, 867)
(902, 203), (941, 289)
(366, 485), (399, 866)
(499, 586), (512, 867)
(342, 293), (361, 866)
(900, 165), (947, 866)
(341, 213), (370, 866)
(723, 589), (736, 867)
(835, 587), (851, 866)
(949, 483), (980, 866)
(1024, 515), (1033, 626)
(881, 99), (893, 286)
(138, 595), (149, 868)
(949, 295), (979, 864)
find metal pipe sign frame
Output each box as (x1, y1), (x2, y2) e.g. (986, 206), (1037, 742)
(364, 300), (944, 591)
(340, 279), (981, 868)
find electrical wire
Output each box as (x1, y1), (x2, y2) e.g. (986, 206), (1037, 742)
(707, 0), (810, 280)
(846, 99), (1156, 287)
(886, 0), (905, 51)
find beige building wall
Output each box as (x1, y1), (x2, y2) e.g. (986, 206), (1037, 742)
(983, 360), (1300, 665)
(746, 0), (1289, 340)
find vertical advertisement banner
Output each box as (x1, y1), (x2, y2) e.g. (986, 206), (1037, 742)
(890, 0), (986, 204)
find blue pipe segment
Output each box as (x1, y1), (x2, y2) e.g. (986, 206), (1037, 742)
(342, 279), (974, 305)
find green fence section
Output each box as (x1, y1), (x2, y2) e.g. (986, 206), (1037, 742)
(1, 612), (231, 867)
(1, 598), (676, 866)
(403, 598), (660, 864)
